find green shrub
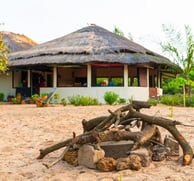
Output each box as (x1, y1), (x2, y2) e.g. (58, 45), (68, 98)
(117, 97), (127, 104)
(68, 95), (99, 106)
(54, 93), (60, 100)
(68, 95), (81, 105)
(12, 97), (21, 104)
(147, 98), (158, 106)
(160, 95), (181, 106)
(0, 93), (4, 102)
(160, 94), (194, 107)
(104, 91), (119, 105)
(185, 95), (194, 107)
(61, 98), (67, 106)
(31, 94), (40, 103)
(41, 93), (48, 97)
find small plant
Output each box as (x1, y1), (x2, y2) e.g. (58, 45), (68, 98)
(68, 95), (81, 105)
(160, 95), (180, 106)
(12, 97), (21, 104)
(104, 91), (119, 105)
(31, 94), (40, 103)
(147, 98), (158, 106)
(54, 93), (60, 104)
(61, 98), (67, 106)
(0, 93), (4, 102)
(54, 93), (60, 100)
(168, 106), (174, 118)
(79, 96), (99, 106)
(117, 97), (126, 104)
(41, 93), (48, 97)
(68, 95), (99, 106)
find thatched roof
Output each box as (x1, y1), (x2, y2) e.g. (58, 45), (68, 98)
(2, 31), (37, 52)
(8, 25), (178, 70)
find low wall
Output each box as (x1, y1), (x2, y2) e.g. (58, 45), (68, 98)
(40, 87), (149, 104)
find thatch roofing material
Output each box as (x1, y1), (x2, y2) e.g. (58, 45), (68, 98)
(8, 25), (177, 68)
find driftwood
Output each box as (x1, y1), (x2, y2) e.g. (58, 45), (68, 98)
(37, 102), (193, 166)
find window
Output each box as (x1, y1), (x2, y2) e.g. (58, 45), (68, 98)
(128, 66), (139, 87)
(57, 65), (87, 87)
(91, 64), (124, 86)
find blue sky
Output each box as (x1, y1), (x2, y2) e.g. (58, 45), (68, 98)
(1, 0), (194, 54)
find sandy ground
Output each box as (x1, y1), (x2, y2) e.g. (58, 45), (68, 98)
(0, 103), (194, 181)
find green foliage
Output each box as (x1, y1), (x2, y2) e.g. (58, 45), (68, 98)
(182, 95), (194, 107)
(68, 95), (81, 105)
(189, 71), (194, 80)
(160, 94), (194, 107)
(61, 98), (67, 106)
(0, 93), (4, 101)
(104, 91), (119, 105)
(160, 24), (194, 79)
(147, 98), (158, 106)
(12, 97), (21, 104)
(0, 32), (10, 73)
(160, 95), (181, 106)
(168, 106), (174, 118)
(54, 93), (60, 100)
(117, 97), (127, 104)
(41, 93), (48, 97)
(113, 26), (133, 41)
(31, 94), (40, 103)
(68, 95), (99, 106)
(113, 26), (125, 37)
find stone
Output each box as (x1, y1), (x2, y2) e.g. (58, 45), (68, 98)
(164, 135), (180, 156)
(151, 144), (171, 161)
(129, 148), (151, 167)
(96, 157), (116, 172)
(78, 144), (105, 169)
(63, 150), (78, 166)
(116, 155), (142, 171)
(100, 140), (133, 159)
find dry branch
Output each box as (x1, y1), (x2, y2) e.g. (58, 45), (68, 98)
(126, 105), (193, 165)
(37, 102), (193, 166)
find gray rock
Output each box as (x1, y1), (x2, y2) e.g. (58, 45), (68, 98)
(78, 144), (105, 169)
(129, 148), (151, 167)
(164, 135), (180, 156)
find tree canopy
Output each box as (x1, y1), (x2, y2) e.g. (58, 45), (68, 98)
(160, 24), (194, 80)
(0, 29), (10, 73)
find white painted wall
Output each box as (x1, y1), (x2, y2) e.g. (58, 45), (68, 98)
(40, 86), (149, 104)
(157, 88), (163, 96)
(0, 73), (15, 101)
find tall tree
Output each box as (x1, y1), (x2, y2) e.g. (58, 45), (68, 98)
(160, 24), (194, 80)
(0, 24), (10, 73)
(113, 26), (125, 37)
(160, 24), (194, 97)
(113, 26), (133, 41)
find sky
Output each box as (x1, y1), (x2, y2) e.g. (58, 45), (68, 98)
(1, 0), (194, 54)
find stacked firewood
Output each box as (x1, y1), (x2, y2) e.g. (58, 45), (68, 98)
(38, 101), (193, 170)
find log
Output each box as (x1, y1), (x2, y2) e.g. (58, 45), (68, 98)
(82, 101), (151, 132)
(131, 100), (151, 112)
(126, 105), (193, 165)
(37, 138), (72, 159)
(38, 103), (193, 166)
(82, 116), (107, 132)
(94, 105), (130, 131)
(38, 123), (156, 159)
